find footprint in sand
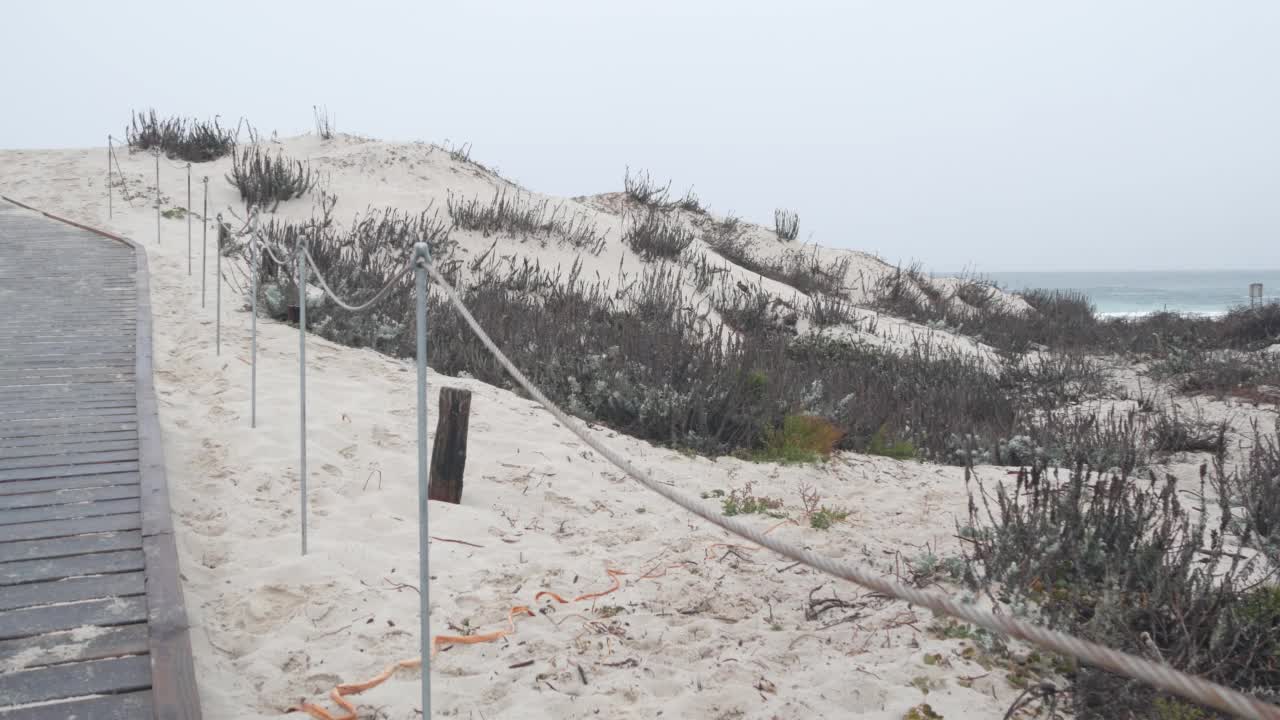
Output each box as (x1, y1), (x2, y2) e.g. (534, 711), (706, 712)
(182, 507), (228, 537)
(234, 585), (307, 634)
(371, 424), (405, 449)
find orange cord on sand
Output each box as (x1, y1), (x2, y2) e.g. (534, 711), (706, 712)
(289, 523), (801, 718)
(289, 606), (534, 720)
(534, 567), (626, 605)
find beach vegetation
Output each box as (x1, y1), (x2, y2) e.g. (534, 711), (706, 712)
(125, 109), (236, 163)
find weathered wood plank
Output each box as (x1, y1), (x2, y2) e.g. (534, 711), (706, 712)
(0, 691), (154, 720)
(0, 529), (142, 563)
(0, 655), (151, 705)
(0, 571), (146, 613)
(0, 548), (145, 586)
(0, 430), (137, 449)
(0, 408), (138, 424)
(0, 439), (139, 462)
(0, 512), (142, 543)
(0, 423), (139, 442)
(0, 472), (140, 497)
(0, 497), (139, 526)
(0, 461), (140, 482)
(0, 484), (140, 511)
(0, 449), (140, 472)
(0, 622), (149, 671)
(0, 595), (148, 641)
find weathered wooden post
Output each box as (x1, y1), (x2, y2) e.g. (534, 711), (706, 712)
(428, 387), (471, 504)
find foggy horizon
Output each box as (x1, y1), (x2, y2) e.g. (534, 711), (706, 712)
(2, 0), (1277, 273)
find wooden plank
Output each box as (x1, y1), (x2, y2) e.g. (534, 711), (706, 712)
(0, 655), (151, 705)
(0, 595), (148, 641)
(0, 623), (149, 671)
(0, 449), (139, 472)
(0, 439), (139, 462)
(0, 691), (153, 720)
(0, 408), (138, 424)
(0, 402), (136, 419)
(0, 497), (139, 526)
(0, 472), (140, 497)
(0, 412), (137, 429)
(0, 549), (145, 586)
(143, 533), (199, 718)
(0, 512), (141, 543)
(0, 430), (137, 449)
(0, 461), (140, 482)
(0, 423), (138, 442)
(0, 571), (145, 613)
(0, 484), (140, 511)
(0, 530), (142, 564)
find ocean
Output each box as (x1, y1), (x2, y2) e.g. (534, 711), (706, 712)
(976, 270), (1280, 318)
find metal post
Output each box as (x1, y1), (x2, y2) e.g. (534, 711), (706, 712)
(414, 242), (431, 717)
(187, 163), (192, 275)
(107, 135), (113, 219)
(250, 215), (258, 429)
(201, 178), (209, 308)
(216, 214), (222, 356)
(154, 151), (160, 245)
(299, 235), (309, 556)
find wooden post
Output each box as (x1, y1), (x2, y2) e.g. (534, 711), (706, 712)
(428, 387), (471, 504)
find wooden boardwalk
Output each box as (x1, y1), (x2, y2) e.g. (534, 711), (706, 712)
(0, 199), (199, 718)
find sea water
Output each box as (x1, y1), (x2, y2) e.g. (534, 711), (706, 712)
(977, 270), (1280, 317)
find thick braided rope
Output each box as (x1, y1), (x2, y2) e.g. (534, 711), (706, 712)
(421, 256), (1280, 720)
(306, 247), (413, 313)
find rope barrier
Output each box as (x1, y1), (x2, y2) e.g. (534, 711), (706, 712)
(417, 256), (1280, 720)
(304, 247), (413, 313)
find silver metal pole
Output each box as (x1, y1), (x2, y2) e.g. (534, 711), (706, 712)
(414, 242), (431, 717)
(299, 235), (309, 556)
(216, 214), (222, 356)
(201, 178), (209, 308)
(107, 135), (113, 219)
(154, 151), (160, 245)
(250, 216), (258, 429)
(187, 163), (192, 275)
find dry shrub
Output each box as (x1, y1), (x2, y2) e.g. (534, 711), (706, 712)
(447, 189), (607, 253)
(623, 211), (694, 260)
(774, 208), (799, 241)
(227, 138), (315, 210)
(965, 453), (1280, 718)
(126, 109), (236, 162)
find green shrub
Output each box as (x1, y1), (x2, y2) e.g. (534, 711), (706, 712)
(867, 426), (917, 460)
(754, 415), (844, 464)
(809, 506), (849, 530)
(721, 483), (785, 518)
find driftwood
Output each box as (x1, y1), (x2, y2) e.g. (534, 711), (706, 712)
(428, 387), (471, 504)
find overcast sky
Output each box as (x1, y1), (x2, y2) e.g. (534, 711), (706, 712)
(2, 1), (1277, 272)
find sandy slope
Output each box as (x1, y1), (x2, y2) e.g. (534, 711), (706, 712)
(5, 134), (1259, 719)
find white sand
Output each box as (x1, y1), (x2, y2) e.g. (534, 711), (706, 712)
(0, 135), (1148, 719)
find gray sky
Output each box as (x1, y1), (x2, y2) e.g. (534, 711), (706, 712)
(3, 0), (1277, 272)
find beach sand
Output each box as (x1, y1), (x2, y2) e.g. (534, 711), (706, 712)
(3, 135), (1267, 719)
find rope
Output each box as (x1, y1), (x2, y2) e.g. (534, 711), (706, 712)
(420, 255), (1280, 720)
(260, 241), (291, 267)
(304, 247), (413, 313)
(107, 145), (139, 207)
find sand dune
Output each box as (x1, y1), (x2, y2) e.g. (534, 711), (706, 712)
(0, 135), (1124, 719)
